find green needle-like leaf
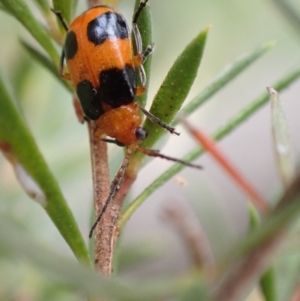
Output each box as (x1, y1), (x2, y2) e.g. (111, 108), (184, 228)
(249, 204), (277, 301)
(128, 26), (209, 175)
(260, 268), (277, 301)
(176, 41), (275, 123)
(269, 87), (295, 188)
(248, 202), (260, 229)
(143, 27), (209, 149)
(0, 0), (59, 65)
(0, 74), (90, 265)
(0, 2), (11, 13)
(21, 40), (72, 92)
(180, 282), (210, 301)
(119, 66), (300, 229)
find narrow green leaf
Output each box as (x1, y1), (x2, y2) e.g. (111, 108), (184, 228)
(0, 74), (90, 265)
(10, 53), (34, 101)
(0, 2), (12, 13)
(268, 87), (295, 188)
(0, 0), (59, 65)
(143, 27), (209, 149)
(248, 203), (260, 229)
(180, 282), (210, 301)
(127, 26), (209, 175)
(134, 0), (153, 108)
(21, 40), (72, 92)
(52, 0), (75, 25)
(33, 0), (49, 14)
(176, 41), (275, 123)
(249, 204), (277, 301)
(260, 267), (277, 301)
(119, 66), (300, 229)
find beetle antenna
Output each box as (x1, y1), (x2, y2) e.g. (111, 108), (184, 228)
(51, 8), (69, 31)
(137, 104), (180, 136)
(136, 146), (202, 169)
(89, 147), (134, 238)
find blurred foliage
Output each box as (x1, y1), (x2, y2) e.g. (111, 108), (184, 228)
(0, 0), (300, 300)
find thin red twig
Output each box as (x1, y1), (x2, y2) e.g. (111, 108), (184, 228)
(180, 117), (269, 213)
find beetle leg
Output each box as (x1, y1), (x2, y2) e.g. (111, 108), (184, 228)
(132, 0), (150, 24)
(51, 8), (71, 80)
(94, 126), (104, 139)
(135, 63), (146, 96)
(133, 42), (155, 67)
(142, 42), (155, 63)
(132, 0), (154, 94)
(61, 72), (71, 80)
(89, 146), (134, 238)
(59, 49), (71, 80)
(133, 42), (154, 96)
(132, 0), (150, 56)
(51, 8), (69, 31)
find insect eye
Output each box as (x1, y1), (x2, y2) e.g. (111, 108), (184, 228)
(135, 127), (148, 141)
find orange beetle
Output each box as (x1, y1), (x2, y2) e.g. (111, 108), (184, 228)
(52, 1), (201, 237)
(53, 2), (168, 146)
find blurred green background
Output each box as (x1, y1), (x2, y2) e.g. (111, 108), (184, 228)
(0, 0), (300, 300)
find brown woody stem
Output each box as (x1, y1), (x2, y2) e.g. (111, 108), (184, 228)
(88, 121), (136, 277)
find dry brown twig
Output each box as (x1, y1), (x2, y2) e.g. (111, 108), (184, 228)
(85, 0), (130, 277)
(88, 121), (136, 276)
(212, 172), (300, 301)
(212, 234), (280, 301)
(88, 121), (111, 275)
(163, 203), (215, 271)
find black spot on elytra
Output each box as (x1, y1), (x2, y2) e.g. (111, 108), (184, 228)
(64, 31), (78, 60)
(76, 80), (104, 120)
(87, 12), (129, 45)
(98, 65), (136, 108)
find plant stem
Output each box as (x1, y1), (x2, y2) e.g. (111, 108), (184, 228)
(88, 121), (115, 276)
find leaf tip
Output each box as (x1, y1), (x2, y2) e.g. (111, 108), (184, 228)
(204, 24), (213, 32)
(267, 86), (278, 99)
